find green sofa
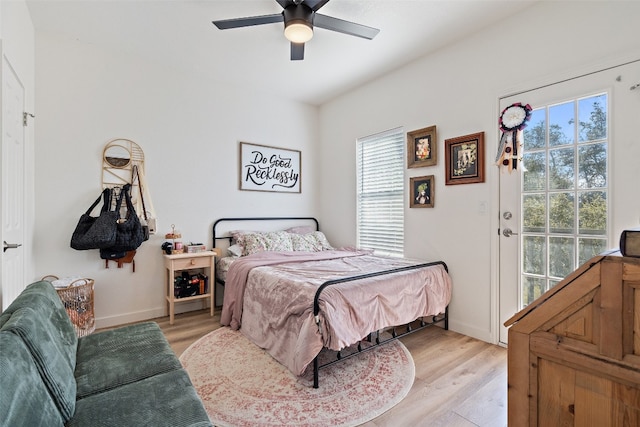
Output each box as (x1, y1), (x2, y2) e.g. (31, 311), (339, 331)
(0, 281), (212, 427)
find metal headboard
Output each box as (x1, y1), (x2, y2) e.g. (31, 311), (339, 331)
(212, 217), (320, 248)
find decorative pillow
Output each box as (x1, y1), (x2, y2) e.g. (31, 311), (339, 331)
(238, 231), (294, 256)
(229, 230), (253, 255)
(229, 230), (250, 245)
(290, 231), (334, 252)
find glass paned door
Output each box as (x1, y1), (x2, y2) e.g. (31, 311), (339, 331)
(519, 94), (608, 307)
(496, 59), (640, 345)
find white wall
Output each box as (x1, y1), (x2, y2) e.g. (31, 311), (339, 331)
(34, 32), (319, 327)
(318, 1), (640, 343)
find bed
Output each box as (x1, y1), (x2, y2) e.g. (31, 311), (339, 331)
(213, 217), (452, 388)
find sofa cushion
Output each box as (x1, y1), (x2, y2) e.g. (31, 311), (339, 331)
(68, 369), (212, 427)
(75, 321), (183, 399)
(0, 306), (77, 422)
(0, 332), (65, 427)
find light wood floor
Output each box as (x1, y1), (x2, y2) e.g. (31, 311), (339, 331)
(152, 309), (507, 427)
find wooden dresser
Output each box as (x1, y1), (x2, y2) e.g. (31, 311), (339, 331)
(505, 252), (640, 426)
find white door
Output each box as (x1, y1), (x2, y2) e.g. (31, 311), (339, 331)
(498, 60), (640, 345)
(1, 55), (26, 310)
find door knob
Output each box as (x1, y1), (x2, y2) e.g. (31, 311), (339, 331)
(3, 241), (22, 252)
(502, 228), (518, 238)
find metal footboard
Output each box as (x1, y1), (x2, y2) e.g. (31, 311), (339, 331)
(311, 260), (449, 388)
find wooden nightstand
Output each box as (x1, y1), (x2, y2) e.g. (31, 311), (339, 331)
(163, 251), (215, 325)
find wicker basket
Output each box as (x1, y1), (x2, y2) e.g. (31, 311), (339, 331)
(43, 276), (95, 337)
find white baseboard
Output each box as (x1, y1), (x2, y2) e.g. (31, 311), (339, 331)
(95, 307), (165, 329)
(95, 301), (207, 329)
(448, 319), (493, 344)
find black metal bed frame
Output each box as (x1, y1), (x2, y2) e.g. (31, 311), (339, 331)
(311, 261), (449, 388)
(212, 217), (449, 388)
(212, 216), (320, 287)
(212, 216), (320, 248)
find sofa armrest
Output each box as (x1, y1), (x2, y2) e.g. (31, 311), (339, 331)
(0, 332), (65, 427)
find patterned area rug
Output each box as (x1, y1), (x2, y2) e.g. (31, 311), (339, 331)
(180, 327), (415, 427)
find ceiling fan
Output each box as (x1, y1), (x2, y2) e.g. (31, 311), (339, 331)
(212, 0), (380, 61)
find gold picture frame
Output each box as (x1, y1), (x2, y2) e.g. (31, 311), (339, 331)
(407, 125), (437, 168)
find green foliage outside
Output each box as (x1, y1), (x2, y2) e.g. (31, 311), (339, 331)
(520, 96), (608, 307)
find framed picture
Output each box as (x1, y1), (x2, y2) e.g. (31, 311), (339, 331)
(409, 175), (435, 208)
(444, 132), (485, 185)
(239, 142), (301, 193)
(407, 125), (437, 168)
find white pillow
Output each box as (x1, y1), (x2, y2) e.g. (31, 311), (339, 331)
(227, 244), (243, 257)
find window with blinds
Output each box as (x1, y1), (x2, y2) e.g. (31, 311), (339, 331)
(356, 127), (404, 257)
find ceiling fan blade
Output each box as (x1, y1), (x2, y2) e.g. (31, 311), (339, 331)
(304, 0), (331, 11)
(276, 0), (295, 9)
(291, 42), (305, 60)
(314, 14), (379, 39)
(212, 14), (283, 30)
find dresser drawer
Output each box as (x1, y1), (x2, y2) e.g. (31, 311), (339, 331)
(172, 256), (211, 270)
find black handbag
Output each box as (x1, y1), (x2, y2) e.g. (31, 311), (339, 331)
(70, 188), (118, 250)
(99, 184), (145, 257)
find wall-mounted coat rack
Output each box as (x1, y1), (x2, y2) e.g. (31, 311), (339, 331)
(101, 138), (155, 230)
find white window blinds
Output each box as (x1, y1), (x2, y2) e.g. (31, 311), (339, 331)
(356, 127), (404, 257)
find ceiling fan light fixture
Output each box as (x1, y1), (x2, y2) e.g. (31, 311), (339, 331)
(212, 0), (380, 61)
(284, 20), (313, 43)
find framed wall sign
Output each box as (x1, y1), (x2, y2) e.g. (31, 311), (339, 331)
(444, 132), (485, 185)
(239, 142), (301, 193)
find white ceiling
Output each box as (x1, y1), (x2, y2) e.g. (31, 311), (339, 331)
(25, 0), (537, 106)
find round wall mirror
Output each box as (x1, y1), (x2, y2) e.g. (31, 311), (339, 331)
(101, 138), (152, 225)
(104, 144), (131, 168)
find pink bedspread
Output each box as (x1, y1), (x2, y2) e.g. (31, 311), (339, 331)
(220, 250), (452, 375)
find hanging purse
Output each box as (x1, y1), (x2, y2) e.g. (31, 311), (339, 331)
(70, 188), (118, 250)
(99, 184), (145, 258)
